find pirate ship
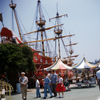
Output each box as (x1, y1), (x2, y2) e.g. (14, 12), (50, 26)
(0, 0), (78, 86)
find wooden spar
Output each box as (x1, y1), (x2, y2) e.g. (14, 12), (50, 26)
(61, 59), (68, 62)
(25, 34), (75, 43)
(69, 55), (78, 58)
(70, 58), (75, 60)
(33, 51), (51, 53)
(33, 51), (42, 53)
(66, 43), (78, 46)
(58, 36), (61, 58)
(24, 30), (38, 35)
(49, 14), (68, 22)
(45, 24), (63, 30)
(62, 58), (75, 62)
(63, 55), (79, 59)
(28, 44), (35, 46)
(9, 1), (23, 41)
(24, 24), (63, 35)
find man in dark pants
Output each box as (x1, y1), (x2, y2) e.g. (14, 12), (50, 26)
(51, 70), (58, 97)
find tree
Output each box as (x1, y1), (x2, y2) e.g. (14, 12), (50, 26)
(0, 43), (35, 74)
(0, 43), (35, 91)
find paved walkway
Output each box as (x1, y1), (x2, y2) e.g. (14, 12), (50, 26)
(5, 84), (100, 100)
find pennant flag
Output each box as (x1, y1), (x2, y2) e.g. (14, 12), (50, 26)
(0, 13), (3, 22)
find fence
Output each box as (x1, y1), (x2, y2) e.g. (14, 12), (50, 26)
(0, 80), (13, 100)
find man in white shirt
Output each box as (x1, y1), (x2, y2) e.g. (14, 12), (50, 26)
(47, 71), (51, 79)
(96, 68), (100, 90)
(35, 77), (41, 98)
(19, 72), (28, 100)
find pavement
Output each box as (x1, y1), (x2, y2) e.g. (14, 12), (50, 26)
(5, 84), (100, 100)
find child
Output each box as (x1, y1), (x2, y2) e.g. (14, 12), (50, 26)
(35, 77), (41, 98)
(55, 74), (66, 98)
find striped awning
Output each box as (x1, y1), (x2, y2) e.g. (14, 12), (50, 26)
(44, 58), (72, 71)
(72, 57), (97, 69)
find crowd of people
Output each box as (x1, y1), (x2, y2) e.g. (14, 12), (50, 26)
(1, 36), (17, 44)
(19, 71), (70, 100)
(35, 70), (70, 99)
(19, 68), (100, 100)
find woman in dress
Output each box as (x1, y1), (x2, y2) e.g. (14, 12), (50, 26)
(55, 74), (66, 98)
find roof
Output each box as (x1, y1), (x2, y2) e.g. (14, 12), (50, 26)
(44, 58), (72, 71)
(72, 57), (97, 69)
(0, 27), (23, 44)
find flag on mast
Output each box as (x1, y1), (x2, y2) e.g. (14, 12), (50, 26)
(0, 13), (4, 26)
(0, 13), (3, 22)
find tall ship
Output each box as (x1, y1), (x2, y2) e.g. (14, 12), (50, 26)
(0, 0), (78, 87)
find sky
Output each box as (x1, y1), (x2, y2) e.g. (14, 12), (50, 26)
(0, 0), (100, 64)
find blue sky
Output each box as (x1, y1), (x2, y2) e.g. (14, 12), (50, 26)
(0, 0), (100, 64)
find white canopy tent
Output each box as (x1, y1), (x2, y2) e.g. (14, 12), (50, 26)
(72, 57), (97, 69)
(44, 58), (72, 71)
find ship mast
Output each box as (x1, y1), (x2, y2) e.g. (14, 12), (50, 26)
(68, 35), (74, 65)
(9, 0), (23, 41)
(49, 5), (68, 59)
(23, 1), (75, 60)
(64, 34), (78, 66)
(35, 0), (46, 56)
(55, 12), (62, 58)
(24, 0), (71, 57)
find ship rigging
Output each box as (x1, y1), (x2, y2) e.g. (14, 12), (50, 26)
(0, 0), (79, 87)
(0, 0), (78, 66)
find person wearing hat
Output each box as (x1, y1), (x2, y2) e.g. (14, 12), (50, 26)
(19, 72), (28, 100)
